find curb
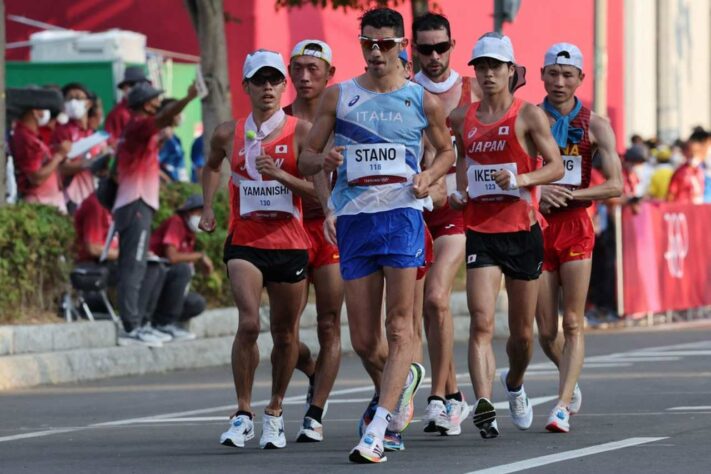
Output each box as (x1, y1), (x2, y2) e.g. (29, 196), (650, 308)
(0, 291), (508, 391)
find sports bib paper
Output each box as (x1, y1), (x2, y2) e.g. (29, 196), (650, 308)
(467, 163), (521, 199)
(239, 180), (295, 219)
(346, 143), (410, 186)
(553, 155), (582, 186)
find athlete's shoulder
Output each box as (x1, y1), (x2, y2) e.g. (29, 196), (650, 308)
(211, 119), (236, 144)
(588, 111), (614, 144)
(519, 100), (549, 123)
(449, 103), (470, 130)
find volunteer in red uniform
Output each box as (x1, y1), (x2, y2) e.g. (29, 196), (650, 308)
(449, 32), (563, 439)
(74, 192), (118, 263)
(202, 50), (315, 451)
(285, 39), (344, 443)
(105, 66), (150, 144)
(11, 98), (71, 213)
(411, 12), (480, 435)
(667, 129), (708, 203)
(534, 43), (622, 433)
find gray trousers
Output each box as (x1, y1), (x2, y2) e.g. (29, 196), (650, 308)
(114, 199), (155, 332)
(152, 263), (206, 326)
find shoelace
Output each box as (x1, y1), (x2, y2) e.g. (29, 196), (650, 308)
(510, 393), (529, 416)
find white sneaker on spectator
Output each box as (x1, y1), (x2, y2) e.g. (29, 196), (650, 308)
(155, 324), (196, 341)
(118, 328), (163, 348)
(143, 325), (173, 343)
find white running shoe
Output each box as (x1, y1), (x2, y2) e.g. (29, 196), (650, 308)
(423, 399), (450, 434)
(349, 431), (387, 464)
(545, 405), (571, 433)
(500, 370), (533, 430)
(154, 324), (196, 341)
(118, 327), (164, 348)
(569, 383), (582, 415)
(446, 398), (471, 436)
(220, 414), (255, 448)
(260, 413), (286, 449)
(388, 363), (425, 432)
(296, 416), (323, 443)
(473, 398), (499, 439)
(143, 325), (173, 343)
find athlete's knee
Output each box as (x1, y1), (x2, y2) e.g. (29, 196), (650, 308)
(508, 330), (534, 351)
(562, 312), (583, 338)
(537, 325), (558, 350)
(316, 314), (341, 344)
(271, 325), (298, 349)
(469, 310), (494, 341)
(385, 312), (414, 346)
(237, 320), (260, 344)
(424, 288), (450, 318)
(351, 335), (380, 361)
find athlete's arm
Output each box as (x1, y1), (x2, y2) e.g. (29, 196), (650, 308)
(298, 86), (344, 176)
(415, 91), (455, 198)
(199, 121), (233, 233)
(571, 113), (623, 201)
(448, 105), (469, 210)
(257, 119), (316, 199)
(498, 103), (564, 189)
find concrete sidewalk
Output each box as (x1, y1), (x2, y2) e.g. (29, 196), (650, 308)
(0, 291), (508, 391)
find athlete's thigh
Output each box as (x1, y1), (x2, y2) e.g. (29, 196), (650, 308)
(426, 233), (466, 295)
(266, 279), (308, 328)
(504, 276), (540, 336)
(312, 263), (344, 317)
(559, 259), (592, 323)
(227, 259), (264, 319)
(344, 271), (385, 337)
(383, 266), (418, 318)
(466, 266), (502, 329)
(536, 270), (561, 335)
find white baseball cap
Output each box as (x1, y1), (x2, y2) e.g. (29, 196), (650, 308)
(290, 39), (333, 65)
(544, 42), (584, 71)
(468, 33), (515, 65)
(243, 50), (288, 80)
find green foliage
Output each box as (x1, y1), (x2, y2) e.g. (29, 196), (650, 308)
(0, 203), (75, 322)
(157, 182), (232, 306)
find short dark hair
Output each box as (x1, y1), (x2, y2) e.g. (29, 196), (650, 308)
(61, 82), (89, 98)
(360, 7), (404, 37)
(412, 12), (451, 43)
(688, 127), (710, 143)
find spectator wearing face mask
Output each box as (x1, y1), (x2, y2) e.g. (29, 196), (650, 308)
(11, 96), (71, 212)
(158, 98), (189, 182)
(148, 194), (211, 340)
(114, 81), (198, 347)
(52, 82), (106, 213)
(105, 66), (150, 144)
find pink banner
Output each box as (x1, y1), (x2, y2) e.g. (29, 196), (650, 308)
(622, 202), (711, 315)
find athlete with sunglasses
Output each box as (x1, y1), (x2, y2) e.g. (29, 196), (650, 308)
(203, 50), (316, 451)
(411, 12), (481, 438)
(299, 7), (454, 463)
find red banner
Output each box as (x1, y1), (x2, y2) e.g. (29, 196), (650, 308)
(621, 202), (711, 315)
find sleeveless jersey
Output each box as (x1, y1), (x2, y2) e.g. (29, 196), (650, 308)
(547, 104), (593, 212)
(462, 98), (540, 233)
(228, 115), (310, 250)
(330, 78), (431, 216)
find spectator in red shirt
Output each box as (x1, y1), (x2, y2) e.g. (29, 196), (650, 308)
(10, 99), (71, 213)
(105, 66), (149, 144)
(148, 195), (211, 340)
(668, 129), (708, 204)
(52, 82), (107, 212)
(114, 81), (198, 347)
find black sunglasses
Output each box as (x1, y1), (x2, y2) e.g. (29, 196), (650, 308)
(415, 42), (452, 56)
(359, 36), (405, 52)
(249, 74), (285, 87)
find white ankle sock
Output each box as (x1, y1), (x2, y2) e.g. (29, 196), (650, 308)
(365, 406), (391, 439)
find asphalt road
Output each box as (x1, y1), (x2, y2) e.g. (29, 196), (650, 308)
(2, 325), (711, 473)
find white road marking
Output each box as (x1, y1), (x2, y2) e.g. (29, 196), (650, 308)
(492, 395), (558, 410)
(666, 406), (711, 411)
(0, 428), (83, 443)
(464, 437), (668, 474)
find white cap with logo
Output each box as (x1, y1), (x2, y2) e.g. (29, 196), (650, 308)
(243, 49), (288, 80)
(290, 39), (333, 65)
(468, 33), (515, 65)
(544, 43), (583, 71)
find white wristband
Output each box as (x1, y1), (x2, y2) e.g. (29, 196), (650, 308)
(505, 169), (519, 190)
(451, 190), (465, 201)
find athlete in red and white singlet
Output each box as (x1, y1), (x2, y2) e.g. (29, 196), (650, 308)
(449, 33), (563, 439)
(201, 50), (316, 451)
(284, 39), (344, 443)
(411, 12), (480, 436)
(535, 43), (622, 433)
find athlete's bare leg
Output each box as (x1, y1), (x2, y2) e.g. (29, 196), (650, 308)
(227, 259), (265, 414)
(467, 266), (502, 400)
(413, 277), (425, 364)
(310, 262), (344, 408)
(265, 278), (308, 414)
(296, 284), (316, 378)
(536, 270), (563, 366)
(503, 276), (540, 390)
(424, 234), (465, 397)
(346, 271), (387, 392)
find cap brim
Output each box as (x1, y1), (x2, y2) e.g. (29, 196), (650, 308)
(468, 54), (513, 65)
(244, 65), (287, 80)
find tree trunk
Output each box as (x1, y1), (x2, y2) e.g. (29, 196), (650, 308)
(0, 0), (7, 207)
(184, 0), (233, 157)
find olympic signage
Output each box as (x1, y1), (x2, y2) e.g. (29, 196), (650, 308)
(620, 202), (711, 315)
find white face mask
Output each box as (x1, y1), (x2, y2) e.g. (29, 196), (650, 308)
(187, 215), (201, 233)
(37, 110), (51, 126)
(64, 99), (87, 120)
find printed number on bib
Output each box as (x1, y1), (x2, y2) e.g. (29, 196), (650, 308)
(239, 180), (295, 219)
(346, 143), (410, 186)
(553, 155), (582, 186)
(467, 163), (520, 200)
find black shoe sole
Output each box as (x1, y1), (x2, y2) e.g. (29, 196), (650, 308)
(473, 400), (498, 439)
(262, 442), (285, 449)
(349, 450), (386, 464)
(424, 421), (450, 434)
(296, 433), (321, 443)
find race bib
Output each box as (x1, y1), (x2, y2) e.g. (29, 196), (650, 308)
(239, 180), (295, 219)
(467, 163), (521, 200)
(346, 143), (410, 186)
(445, 171), (458, 194)
(553, 155), (582, 186)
